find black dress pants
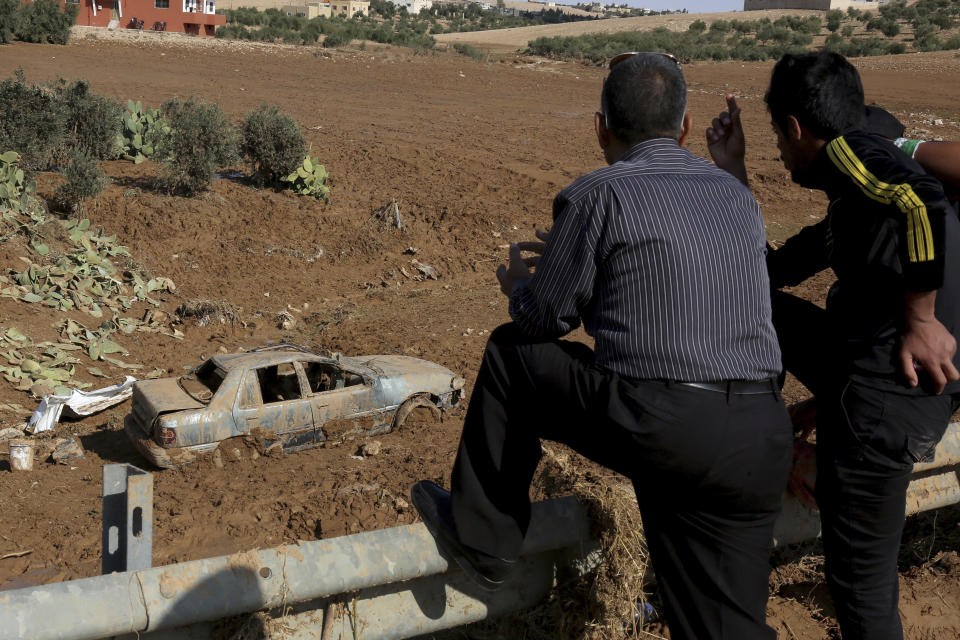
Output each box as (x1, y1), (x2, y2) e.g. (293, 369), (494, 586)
(450, 323), (793, 640)
(771, 291), (959, 640)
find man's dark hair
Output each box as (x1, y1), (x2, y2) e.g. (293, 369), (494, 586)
(765, 52), (865, 140)
(864, 105), (905, 140)
(601, 53), (686, 144)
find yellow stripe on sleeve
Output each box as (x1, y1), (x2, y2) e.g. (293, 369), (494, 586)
(826, 137), (934, 263)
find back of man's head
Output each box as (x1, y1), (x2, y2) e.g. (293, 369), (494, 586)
(601, 53), (686, 145)
(765, 52), (865, 141)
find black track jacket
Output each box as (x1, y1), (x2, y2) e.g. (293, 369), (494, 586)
(767, 131), (960, 395)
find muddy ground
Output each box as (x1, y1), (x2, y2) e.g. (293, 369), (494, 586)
(1, 37), (959, 639)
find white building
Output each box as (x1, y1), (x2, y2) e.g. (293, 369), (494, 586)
(388, 0), (432, 11)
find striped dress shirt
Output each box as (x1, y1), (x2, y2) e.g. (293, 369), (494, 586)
(509, 138), (781, 382)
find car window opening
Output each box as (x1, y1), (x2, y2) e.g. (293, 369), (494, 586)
(303, 362), (364, 393)
(257, 363), (302, 404)
(178, 360), (226, 404)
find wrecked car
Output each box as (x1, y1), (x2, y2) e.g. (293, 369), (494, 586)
(124, 345), (464, 468)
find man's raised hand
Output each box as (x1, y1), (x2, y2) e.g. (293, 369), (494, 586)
(496, 229), (549, 298)
(706, 94), (749, 186)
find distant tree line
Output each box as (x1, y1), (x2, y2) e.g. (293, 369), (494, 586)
(528, 2), (960, 64)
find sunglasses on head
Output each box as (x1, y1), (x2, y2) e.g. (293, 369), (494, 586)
(608, 51), (681, 71)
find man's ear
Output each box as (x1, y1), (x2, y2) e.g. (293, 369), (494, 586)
(595, 111), (611, 150)
(786, 115), (804, 142)
(677, 112), (693, 147)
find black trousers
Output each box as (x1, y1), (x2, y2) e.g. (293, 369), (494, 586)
(450, 323), (793, 640)
(771, 291), (959, 640)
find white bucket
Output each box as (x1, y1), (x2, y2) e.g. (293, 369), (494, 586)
(9, 439), (34, 471)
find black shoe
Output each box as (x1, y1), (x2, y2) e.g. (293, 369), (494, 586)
(411, 480), (517, 591)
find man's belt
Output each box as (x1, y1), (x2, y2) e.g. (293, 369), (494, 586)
(676, 378), (778, 396)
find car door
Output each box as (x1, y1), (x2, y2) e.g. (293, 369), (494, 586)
(302, 361), (381, 443)
(232, 362), (317, 451)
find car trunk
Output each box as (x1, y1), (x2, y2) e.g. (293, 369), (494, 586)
(129, 378), (205, 435)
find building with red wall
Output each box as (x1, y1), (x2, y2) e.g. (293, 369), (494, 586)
(64, 0), (226, 36)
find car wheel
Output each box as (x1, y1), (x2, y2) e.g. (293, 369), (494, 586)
(393, 394), (441, 431)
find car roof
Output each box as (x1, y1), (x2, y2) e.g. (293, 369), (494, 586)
(209, 351), (347, 372)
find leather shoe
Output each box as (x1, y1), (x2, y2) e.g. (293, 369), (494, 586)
(411, 480), (516, 591)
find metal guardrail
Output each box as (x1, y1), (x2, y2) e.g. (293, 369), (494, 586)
(2, 424), (958, 639)
(773, 421), (960, 546)
(0, 497), (594, 640)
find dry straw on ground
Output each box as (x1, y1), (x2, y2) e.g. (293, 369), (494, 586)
(535, 445), (664, 640)
(175, 299), (241, 326)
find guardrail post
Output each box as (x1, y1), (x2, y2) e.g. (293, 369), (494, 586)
(102, 463), (153, 574)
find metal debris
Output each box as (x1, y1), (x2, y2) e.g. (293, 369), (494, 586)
(410, 259), (439, 280)
(50, 436), (85, 464)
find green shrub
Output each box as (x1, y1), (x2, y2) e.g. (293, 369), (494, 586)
(709, 19), (731, 33)
(453, 42), (488, 61)
(0, 0), (17, 43)
(687, 19), (706, 33)
(240, 103), (306, 188)
(323, 29), (350, 47)
(944, 34), (960, 50)
(0, 71), (69, 171)
(879, 0), (906, 20)
(841, 25), (855, 37)
(15, 0), (77, 45)
(879, 19), (900, 37)
(824, 32), (844, 50)
(159, 97), (239, 197)
(930, 13), (956, 30)
(840, 36), (902, 57)
(826, 9), (843, 32)
(916, 33), (942, 51)
(407, 33), (434, 54)
(846, 7), (861, 19)
(216, 24), (250, 38)
(54, 148), (107, 212)
(798, 16), (822, 34)
(56, 80), (123, 161)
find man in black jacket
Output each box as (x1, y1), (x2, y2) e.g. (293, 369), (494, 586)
(707, 52), (960, 640)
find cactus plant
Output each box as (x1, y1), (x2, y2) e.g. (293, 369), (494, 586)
(115, 100), (172, 164)
(281, 155), (330, 202)
(0, 151), (35, 211)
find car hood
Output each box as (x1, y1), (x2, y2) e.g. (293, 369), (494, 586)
(352, 355), (460, 395)
(134, 378), (205, 420)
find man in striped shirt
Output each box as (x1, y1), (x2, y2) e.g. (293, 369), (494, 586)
(412, 53), (793, 639)
(707, 52), (960, 640)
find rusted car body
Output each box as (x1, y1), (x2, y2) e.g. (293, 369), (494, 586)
(124, 346), (464, 468)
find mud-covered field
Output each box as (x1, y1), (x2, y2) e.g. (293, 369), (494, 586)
(1, 35), (959, 639)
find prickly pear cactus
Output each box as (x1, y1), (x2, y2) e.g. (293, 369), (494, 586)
(281, 155), (330, 202)
(0, 151), (35, 211)
(115, 100), (172, 164)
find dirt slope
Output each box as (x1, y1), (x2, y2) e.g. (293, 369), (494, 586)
(0, 38), (959, 639)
